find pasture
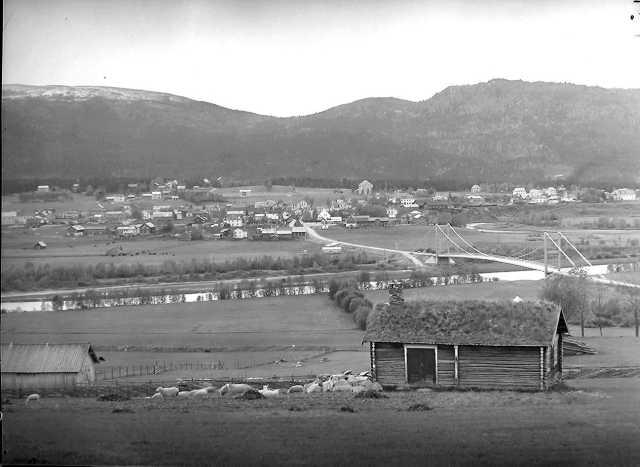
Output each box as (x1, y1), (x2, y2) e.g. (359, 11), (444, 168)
(2, 377), (639, 466)
(215, 184), (349, 205)
(0, 294), (364, 351)
(327, 223), (640, 253)
(1, 227), (320, 268)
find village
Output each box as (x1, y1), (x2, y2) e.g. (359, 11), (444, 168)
(3, 179), (639, 248)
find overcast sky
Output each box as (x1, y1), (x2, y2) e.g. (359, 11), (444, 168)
(3, 0), (639, 116)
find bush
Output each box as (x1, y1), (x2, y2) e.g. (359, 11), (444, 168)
(353, 305), (372, 330)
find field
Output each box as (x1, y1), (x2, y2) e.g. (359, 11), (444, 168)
(0, 294), (364, 351)
(2, 277), (639, 465)
(2, 377), (639, 466)
(1, 225), (320, 268)
(328, 223), (640, 253)
(215, 184), (351, 205)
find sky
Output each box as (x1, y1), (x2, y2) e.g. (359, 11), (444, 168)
(3, 0), (639, 117)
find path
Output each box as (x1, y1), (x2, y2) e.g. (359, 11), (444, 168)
(303, 223), (425, 267)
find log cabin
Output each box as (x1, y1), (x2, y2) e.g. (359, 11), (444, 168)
(363, 300), (567, 391)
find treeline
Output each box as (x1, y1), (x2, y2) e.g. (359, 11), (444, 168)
(541, 274), (640, 336)
(1, 252), (377, 292)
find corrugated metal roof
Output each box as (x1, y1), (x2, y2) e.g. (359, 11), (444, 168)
(1, 343), (98, 373)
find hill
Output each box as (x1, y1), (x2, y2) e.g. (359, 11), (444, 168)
(2, 80), (639, 185)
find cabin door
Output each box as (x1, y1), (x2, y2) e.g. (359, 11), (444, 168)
(406, 347), (436, 384)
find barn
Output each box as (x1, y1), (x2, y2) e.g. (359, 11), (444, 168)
(363, 300), (567, 390)
(1, 343), (100, 391)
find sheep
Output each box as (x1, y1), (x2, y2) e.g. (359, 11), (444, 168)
(177, 391), (193, 398)
(305, 382), (322, 394)
(258, 385), (282, 398)
(25, 393), (41, 405)
(287, 385), (304, 394)
(189, 388), (210, 397)
(218, 383), (253, 396)
(150, 392), (163, 400)
(155, 386), (179, 397)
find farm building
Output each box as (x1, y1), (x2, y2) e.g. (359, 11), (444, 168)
(1, 343), (100, 391)
(363, 299), (567, 391)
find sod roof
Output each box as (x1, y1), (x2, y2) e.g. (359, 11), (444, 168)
(363, 300), (566, 347)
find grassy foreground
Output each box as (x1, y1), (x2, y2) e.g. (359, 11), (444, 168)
(2, 378), (639, 466)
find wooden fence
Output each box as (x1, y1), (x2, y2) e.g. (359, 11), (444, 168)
(95, 358), (262, 381)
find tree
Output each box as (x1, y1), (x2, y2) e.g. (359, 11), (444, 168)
(264, 179), (273, 192)
(540, 275), (588, 336)
(624, 288), (640, 337)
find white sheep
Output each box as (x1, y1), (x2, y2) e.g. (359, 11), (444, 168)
(25, 393), (41, 405)
(150, 392), (163, 400)
(258, 385), (282, 398)
(155, 386), (179, 397)
(218, 383), (253, 396)
(177, 391), (193, 398)
(305, 382), (322, 394)
(189, 388), (210, 397)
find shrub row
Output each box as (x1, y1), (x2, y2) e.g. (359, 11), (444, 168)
(329, 279), (374, 330)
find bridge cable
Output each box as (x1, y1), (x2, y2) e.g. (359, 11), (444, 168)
(544, 233), (577, 268)
(556, 232), (593, 267)
(445, 224), (489, 256)
(435, 224), (474, 255)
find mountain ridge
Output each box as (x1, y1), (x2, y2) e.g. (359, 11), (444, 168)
(3, 79), (639, 184)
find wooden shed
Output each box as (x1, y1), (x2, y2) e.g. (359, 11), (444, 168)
(1, 343), (99, 391)
(363, 300), (567, 391)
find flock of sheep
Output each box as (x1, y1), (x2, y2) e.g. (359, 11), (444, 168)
(21, 371), (383, 405)
(150, 370), (383, 400)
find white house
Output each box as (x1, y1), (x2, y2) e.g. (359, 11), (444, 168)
(317, 208), (331, 221)
(528, 189), (546, 204)
(1, 211), (18, 226)
(471, 184), (481, 193)
(612, 188), (637, 201)
(386, 207), (398, 218)
(37, 185), (50, 192)
(512, 187), (528, 199)
(357, 180), (374, 197)
(226, 210), (244, 227)
(232, 228), (248, 239)
(400, 197), (417, 208)
(151, 191), (162, 200)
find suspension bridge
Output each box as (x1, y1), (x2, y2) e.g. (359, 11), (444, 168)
(419, 224), (639, 289)
(303, 222), (639, 289)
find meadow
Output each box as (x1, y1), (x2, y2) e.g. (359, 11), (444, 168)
(1, 226), (320, 268)
(3, 378), (639, 466)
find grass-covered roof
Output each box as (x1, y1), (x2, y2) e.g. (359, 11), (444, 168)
(363, 300), (565, 347)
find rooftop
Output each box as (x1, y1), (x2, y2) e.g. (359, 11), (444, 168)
(1, 343), (99, 373)
(363, 300), (566, 347)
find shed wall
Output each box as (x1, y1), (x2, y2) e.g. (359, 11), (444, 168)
(437, 345), (455, 386)
(373, 342), (550, 389)
(457, 346), (541, 390)
(1, 372), (79, 390)
(373, 343), (404, 385)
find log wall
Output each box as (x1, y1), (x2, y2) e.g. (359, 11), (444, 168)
(437, 345), (455, 386)
(458, 345), (541, 390)
(374, 342), (405, 385)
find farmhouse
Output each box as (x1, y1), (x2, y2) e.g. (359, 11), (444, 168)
(357, 179), (373, 196)
(363, 299), (567, 391)
(67, 224), (86, 236)
(612, 188), (637, 201)
(1, 210), (18, 226)
(1, 343), (100, 391)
